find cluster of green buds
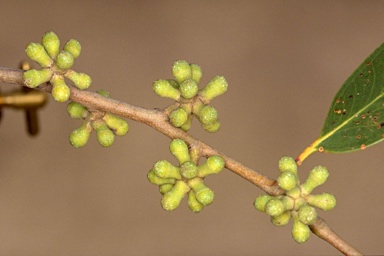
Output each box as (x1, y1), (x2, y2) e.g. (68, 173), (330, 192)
(153, 60), (228, 132)
(23, 31), (92, 102)
(254, 156), (336, 243)
(148, 139), (225, 212)
(67, 90), (129, 148)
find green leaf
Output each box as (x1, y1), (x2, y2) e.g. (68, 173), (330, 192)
(298, 43), (384, 163)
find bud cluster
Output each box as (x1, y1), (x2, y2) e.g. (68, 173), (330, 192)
(254, 156), (336, 243)
(23, 31), (92, 102)
(153, 60), (228, 132)
(147, 139), (225, 212)
(67, 90), (129, 148)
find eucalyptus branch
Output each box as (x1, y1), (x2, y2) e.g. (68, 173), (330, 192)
(0, 67), (362, 256)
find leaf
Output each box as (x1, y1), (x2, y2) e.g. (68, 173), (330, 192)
(297, 43), (384, 164)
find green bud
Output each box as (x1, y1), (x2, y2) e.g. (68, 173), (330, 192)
(292, 215), (310, 243)
(306, 193), (336, 211)
(161, 180), (190, 211)
(153, 160), (181, 179)
(301, 166), (329, 196)
(189, 147), (200, 164)
(69, 122), (92, 148)
(298, 204), (317, 225)
(167, 79), (179, 89)
(96, 89), (111, 98)
(65, 70), (92, 90)
(265, 198), (285, 217)
(41, 31), (60, 59)
(103, 113), (129, 136)
(147, 169), (176, 185)
(202, 120), (220, 133)
(271, 211), (291, 227)
(278, 156), (298, 175)
(190, 64), (202, 84)
(23, 69), (52, 88)
(254, 195), (273, 212)
(172, 60), (192, 83)
(198, 105), (218, 125)
(188, 177), (214, 206)
(56, 50), (74, 69)
(286, 186), (301, 199)
(180, 115), (193, 132)
(92, 120), (115, 147)
(188, 190), (204, 213)
(169, 108), (188, 127)
(159, 184), (174, 195)
(153, 79), (181, 100)
(277, 171), (297, 191)
(25, 42), (53, 67)
(180, 161), (198, 179)
(199, 76), (228, 101)
(66, 102), (88, 119)
(64, 39), (81, 59)
(179, 79), (198, 99)
(169, 139), (190, 165)
(51, 75), (70, 102)
(197, 155), (225, 177)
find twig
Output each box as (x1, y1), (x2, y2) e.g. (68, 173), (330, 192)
(0, 67), (363, 255)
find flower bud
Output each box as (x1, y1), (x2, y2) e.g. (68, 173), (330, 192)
(159, 184), (174, 195)
(277, 171), (297, 191)
(64, 39), (81, 58)
(69, 122), (92, 148)
(67, 102), (88, 119)
(51, 75), (70, 102)
(190, 64), (202, 84)
(198, 105), (218, 125)
(153, 79), (181, 100)
(254, 195), (273, 212)
(167, 79), (179, 89)
(278, 156), (297, 175)
(301, 166), (329, 196)
(199, 76), (228, 101)
(96, 89), (111, 98)
(271, 211), (291, 227)
(197, 155), (225, 177)
(169, 139), (190, 165)
(161, 180), (190, 211)
(153, 160), (181, 179)
(147, 169), (176, 185)
(65, 70), (92, 90)
(25, 43), (53, 67)
(265, 198), (284, 217)
(306, 193), (336, 211)
(92, 120), (115, 147)
(103, 113), (129, 136)
(179, 79), (198, 99)
(169, 108), (188, 127)
(298, 204), (317, 225)
(292, 215), (310, 243)
(286, 186), (301, 199)
(180, 161), (198, 179)
(23, 69), (52, 88)
(172, 60), (191, 83)
(41, 31), (60, 59)
(56, 50), (74, 69)
(188, 177), (214, 206)
(188, 190), (204, 213)
(180, 115), (193, 132)
(202, 120), (220, 133)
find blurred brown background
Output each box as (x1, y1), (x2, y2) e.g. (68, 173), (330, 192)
(1, 1), (383, 255)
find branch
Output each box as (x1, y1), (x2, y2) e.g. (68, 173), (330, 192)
(0, 67), (362, 256)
